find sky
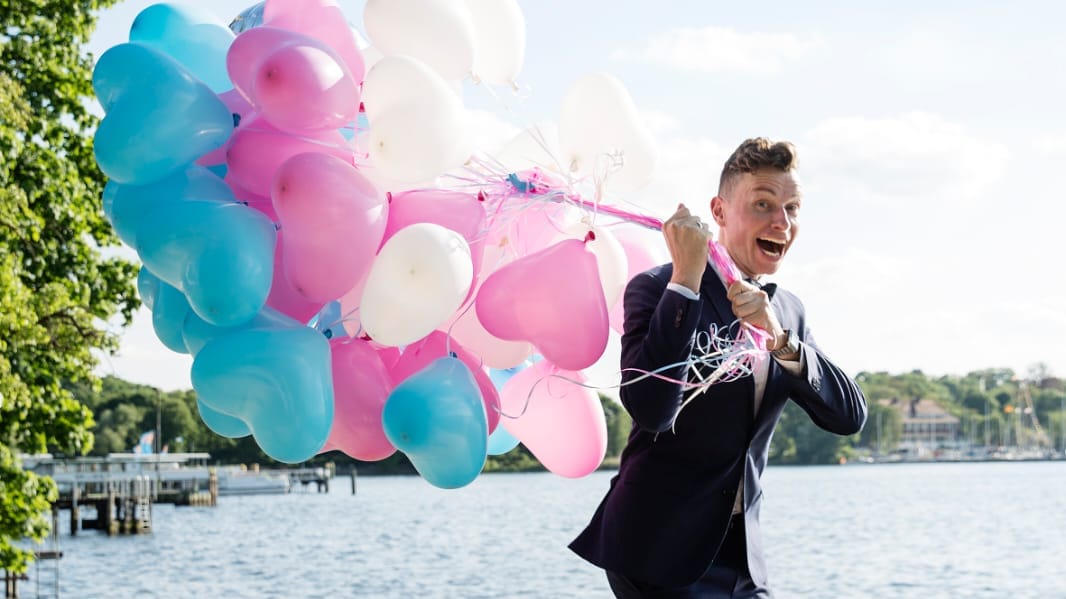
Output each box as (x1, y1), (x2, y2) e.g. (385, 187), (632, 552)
(87, 0), (1066, 391)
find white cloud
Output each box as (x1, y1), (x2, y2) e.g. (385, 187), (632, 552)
(613, 26), (824, 74)
(801, 112), (1009, 203)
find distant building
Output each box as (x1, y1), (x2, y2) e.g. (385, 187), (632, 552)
(880, 398), (960, 450)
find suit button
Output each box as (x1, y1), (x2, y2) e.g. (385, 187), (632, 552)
(812, 380), (822, 393)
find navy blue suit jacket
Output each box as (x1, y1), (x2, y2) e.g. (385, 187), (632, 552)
(569, 263), (867, 588)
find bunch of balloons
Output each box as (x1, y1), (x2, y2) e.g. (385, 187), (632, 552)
(94, 0), (661, 489)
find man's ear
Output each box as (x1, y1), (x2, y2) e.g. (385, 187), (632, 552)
(710, 195), (726, 226)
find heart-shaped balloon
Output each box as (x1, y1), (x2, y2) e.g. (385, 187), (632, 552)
(225, 117), (354, 197)
(104, 165), (234, 251)
(272, 152), (387, 303)
(128, 3), (235, 92)
(476, 238), (608, 370)
(191, 324), (334, 464)
(182, 306), (296, 357)
(385, 330), (500, 433)
(382, 356), (487, 489)
(93, 43), (233, 185)
(262, 0), (366, 85)
(137, 201), (276, 327)
(500, 360), (607, 478)
(325, 338), (396, 461)
(360, 223), (473, 347)
(227, 26), (358, 133)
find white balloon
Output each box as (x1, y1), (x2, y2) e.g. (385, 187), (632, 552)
(362, 55), (462, 122)
(559, 72), (658, 192)
(363, 0), (476, 80)
(360, 223), (474, 347)
(362, 57), (470, 183)
(368, 102), (470, 184)
(556, 222), (628, 310)
(465, 0), (525, 85)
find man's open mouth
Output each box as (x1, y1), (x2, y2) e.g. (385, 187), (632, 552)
(756, 238), (786, 257)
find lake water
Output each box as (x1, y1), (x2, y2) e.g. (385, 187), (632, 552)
(27, 461), (1066, 598)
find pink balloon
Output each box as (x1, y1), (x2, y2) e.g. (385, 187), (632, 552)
(383, 189), (487, 297)
(272, 152), (387, 303)
(225, 117), (353, 196)
(228, 27), (359, 133)
(324, 338), (396, 461)
(445, 302), (533, 370)
(254, 43), (359, 132)
(385, 331), (500, 433)
(476, 238), (609, 371)
(263, 0), (366, 85)
(500, 360), (607, 478)
(485, 199), (576, 261)
(265, 235), (325, 323)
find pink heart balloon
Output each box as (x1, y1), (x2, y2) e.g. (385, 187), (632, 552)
(476, 238), (609, 371)
(385, 330), (500, 433)
(272, 152), (387, 303)
(265, 235), (325, 323)
(500, 360), (607, 478)
(225, 116), (353, 197)
(263, 0), (366, 86)
(324, 338), (396, 461)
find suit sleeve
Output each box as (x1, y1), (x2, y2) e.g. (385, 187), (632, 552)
(618, 271), (705, 433)
(780, 297), (867, 436)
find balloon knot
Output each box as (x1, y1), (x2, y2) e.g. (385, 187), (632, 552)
(507, 173), (535, 194)
(232, 113), (241, 128)
(386, 191), (393, 204)
(449, 351), (458, 359)
(477, 190), (487, 202)
(323, 329), (334, 340)
(584, 231), (597, 243)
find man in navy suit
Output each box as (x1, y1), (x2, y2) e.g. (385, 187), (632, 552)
(570, 138), (867, 597)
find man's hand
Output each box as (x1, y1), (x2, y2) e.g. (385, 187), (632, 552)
(726, 280), (789, 353)
(664, 203), (711, 293)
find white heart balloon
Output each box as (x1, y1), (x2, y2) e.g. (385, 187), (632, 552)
(360, 223), (473, 347)
(559, 72), (657, 192)
(465, 0), (525, 85)
(363, 0), (476, 81)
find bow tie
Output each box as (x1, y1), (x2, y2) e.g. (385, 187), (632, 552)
(745, 278), (777, 300)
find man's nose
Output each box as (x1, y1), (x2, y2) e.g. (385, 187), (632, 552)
(770, 207), (791, 230)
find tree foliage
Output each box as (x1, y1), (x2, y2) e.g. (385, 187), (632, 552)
(0, 0), (136, 572)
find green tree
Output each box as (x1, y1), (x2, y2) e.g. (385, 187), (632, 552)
(1, 0), (136, 573)
(600, 394), (631, 458)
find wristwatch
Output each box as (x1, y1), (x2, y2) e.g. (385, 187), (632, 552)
(771, 329), (799, 358)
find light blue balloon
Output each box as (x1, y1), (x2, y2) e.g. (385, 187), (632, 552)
(383, 357), (488, 489)
(137, 267), (191, 354)
(129, 3), (235, 92)
(191, 325), (333, 464)
(137, 201), (276, 328)
(182, 306), (295, 357)
(103, 166), (234, 250)
(93, 43), (233, 185)
(487, 425), (520, 456)
(197, 398), (251, 438)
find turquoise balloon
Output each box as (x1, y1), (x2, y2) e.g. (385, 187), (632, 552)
(137, 267), (191, 354)
(137, 201), (276, 327)
(93, 43), (232, 184)
(487, 425), (520, 456)
(383, 357), (488, 489)
(129, 3), (235, 92)
(182, 306), (295, 357)
(196, 398), (251, 438)
(191, 325), (333, 464)
(104, 166), (234, 250)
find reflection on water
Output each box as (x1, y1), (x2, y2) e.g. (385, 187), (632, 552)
(42, 462), (1066, 598)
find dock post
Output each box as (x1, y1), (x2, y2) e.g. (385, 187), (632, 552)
(69, 485), (79, 537)
(208, 468), (218, 507)
(350, 467), (357, 495)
